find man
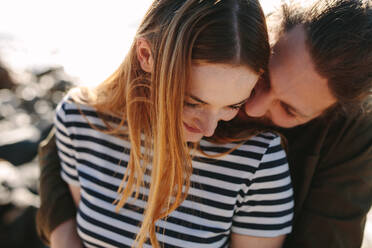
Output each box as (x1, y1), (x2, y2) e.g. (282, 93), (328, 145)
(36, 0), (372, 247)
(241, 0), (372, 247)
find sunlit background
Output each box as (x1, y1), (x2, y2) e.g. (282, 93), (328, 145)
(0, 0), (277, 86)
(0, 0), (370, 247)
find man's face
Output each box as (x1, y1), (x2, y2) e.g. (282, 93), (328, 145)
(244, 25), (337, 128)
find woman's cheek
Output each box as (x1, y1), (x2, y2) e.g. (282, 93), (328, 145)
(182, 107), (202, 120)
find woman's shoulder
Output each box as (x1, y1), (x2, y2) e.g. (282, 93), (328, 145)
(57, 87), (98, 114)
(55, 88), (101, 125)
(56, 87), (124, 133)
(244, 132), (282, 149)
(198, 132), (284, 166)
(201, 132), (282, 154)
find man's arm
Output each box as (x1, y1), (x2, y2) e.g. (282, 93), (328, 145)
(36, 128), (77, 245)
(50, 184), (82, 248)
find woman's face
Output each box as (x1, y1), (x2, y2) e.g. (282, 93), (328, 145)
(183, 63), (259, 142)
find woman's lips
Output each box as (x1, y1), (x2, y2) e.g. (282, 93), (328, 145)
(183, 122), (202, 133)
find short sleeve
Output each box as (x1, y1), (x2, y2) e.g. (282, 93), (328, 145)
(54, 99), (80, 186)
(232, 135), (294, 237)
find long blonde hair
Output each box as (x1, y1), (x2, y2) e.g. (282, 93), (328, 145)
(80, 0), (269, 246)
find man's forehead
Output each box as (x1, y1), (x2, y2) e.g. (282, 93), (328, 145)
(269, 25), (337, 118)
(273, 25), (307, 59)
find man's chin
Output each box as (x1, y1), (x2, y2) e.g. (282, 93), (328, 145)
(235, 110), (275, 127)
(236, 112), (276, 128)
(250, 116), (275, 127)
(245, 117), (299, 129)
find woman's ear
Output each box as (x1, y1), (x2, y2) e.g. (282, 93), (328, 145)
(136, 38), (154, 73)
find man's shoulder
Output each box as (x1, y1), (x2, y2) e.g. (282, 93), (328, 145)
(296, 107), (372, 138)
(316, 109), (372, 166)
(282, 107), (372, 160)
(328, 108), (372, 138)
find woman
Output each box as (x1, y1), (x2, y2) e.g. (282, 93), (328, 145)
(51, 0), (293, 247)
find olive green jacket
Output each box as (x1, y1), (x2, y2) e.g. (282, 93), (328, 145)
(281, 109), (372, 248)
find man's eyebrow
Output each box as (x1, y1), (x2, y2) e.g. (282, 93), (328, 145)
(188, 94), (249, 107)
(280, 101), (310, 118)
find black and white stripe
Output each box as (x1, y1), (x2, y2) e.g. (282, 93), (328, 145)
(55, 95), (294, 248)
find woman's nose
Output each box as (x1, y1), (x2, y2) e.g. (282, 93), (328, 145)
(198, 112), (219, 137)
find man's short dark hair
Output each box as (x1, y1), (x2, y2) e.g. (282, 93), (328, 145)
(272, 0), (372, 113)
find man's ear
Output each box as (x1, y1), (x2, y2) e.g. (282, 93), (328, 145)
(136, 38), (154, 73)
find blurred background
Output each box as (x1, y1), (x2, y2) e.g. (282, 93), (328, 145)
(0, 0), (370, 247)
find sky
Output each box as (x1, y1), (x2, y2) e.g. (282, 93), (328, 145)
(0, 0), (278, 85)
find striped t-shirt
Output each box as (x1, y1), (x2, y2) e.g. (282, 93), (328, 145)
(55, 95), (294, 248)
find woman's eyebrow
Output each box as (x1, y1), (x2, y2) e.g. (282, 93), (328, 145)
(188, 94), (250, 107)
(188, 95), (207, 104)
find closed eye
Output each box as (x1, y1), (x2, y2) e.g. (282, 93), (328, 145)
(184, 101), (201, 108)
(280, 102), (296, 117)
(185, 98), (248, 110)
(228, 104), (244, 110)
(228, 99), (248, 110)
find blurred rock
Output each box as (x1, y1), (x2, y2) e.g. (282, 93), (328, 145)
(0, 160), (44, 248)
(0, 205), (45, 248)
(0, 139), (39, 167)
(0, 65), (74, 164)
(0, 62), (76, 248)
(0, 160), (39, 208)
(0, 62), (15, 89)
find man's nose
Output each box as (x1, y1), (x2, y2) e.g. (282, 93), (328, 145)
(245, 90), (273, 117)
